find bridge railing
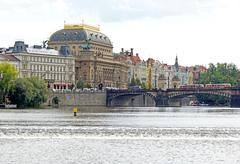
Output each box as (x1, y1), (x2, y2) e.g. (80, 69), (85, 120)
(106, 88), (164, 93)
(166, 87), (235, 92)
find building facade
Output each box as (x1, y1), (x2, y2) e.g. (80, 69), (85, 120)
(48, 23), (128, 89)
(0, 54), (20, 72)
(114, 48), (143, 84)
(6, 41), (75, 90)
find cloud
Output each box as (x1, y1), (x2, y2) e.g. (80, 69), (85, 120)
(0, 0), (240, 67)
(0, 0), (73, 46)
(67, 0), (216, 22)
(0, 0), (71, 22)
(0, 0), (216, 24)
(101, 0), (240, 66)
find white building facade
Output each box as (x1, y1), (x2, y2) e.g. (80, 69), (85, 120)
(7, 41), (75, 90)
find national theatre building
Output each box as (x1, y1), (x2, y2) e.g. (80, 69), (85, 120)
(48, 23), (128, 89)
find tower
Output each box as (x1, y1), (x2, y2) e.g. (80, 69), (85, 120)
(174, 55), (179, 72)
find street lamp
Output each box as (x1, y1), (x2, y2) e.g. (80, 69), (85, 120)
(118, 76), (120, 89)
(93, 54), (97, 88)
(154, 68), (157, 89)
(167, 72), (170, 89)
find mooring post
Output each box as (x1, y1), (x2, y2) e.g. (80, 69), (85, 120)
(73, 107), (78, 116)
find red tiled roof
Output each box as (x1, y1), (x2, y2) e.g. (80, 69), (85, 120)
(129, 55), (141, 64)
(114, 53), (141, 65)
(0, 54), (20, 62)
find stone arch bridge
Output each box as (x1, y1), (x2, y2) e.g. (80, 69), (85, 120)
(106, 87), (240, 107)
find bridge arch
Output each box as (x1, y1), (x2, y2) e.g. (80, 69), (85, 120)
(166, 90), (231, 106)
(51, 96), (60, 108)
(107, 91), (156, 107)
(167, 90), (232, 99)
(107, 88), (240, 107)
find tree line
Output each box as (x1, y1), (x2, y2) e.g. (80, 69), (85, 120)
(0, 63), (48, 108)
(1, 62), (239, 108)
(197, 63), (240, 106)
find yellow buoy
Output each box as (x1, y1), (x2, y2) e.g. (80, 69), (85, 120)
(73, 107), (78, 116)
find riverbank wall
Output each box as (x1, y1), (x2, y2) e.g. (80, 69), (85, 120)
(46, 91), (106, 107)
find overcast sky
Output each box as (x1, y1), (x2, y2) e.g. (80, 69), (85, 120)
(0, 0), (240, 67)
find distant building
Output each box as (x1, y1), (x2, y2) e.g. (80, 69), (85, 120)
(0, 54), (20, 73)
(188, 65), (207, 83)
(48, 23), (128, 89)
(114, 48), (143, 85)
(6, 41), (75, 90)
(158, 64), (168, 89)
(146, 58), (155, 89)
(135, 60), (147, 85)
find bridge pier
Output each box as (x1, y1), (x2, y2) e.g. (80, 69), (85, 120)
(230, 96), (240, 107)
(107, 94), (156, 107)
(155, 96), (169, 107)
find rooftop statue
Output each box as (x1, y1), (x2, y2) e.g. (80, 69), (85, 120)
(80, 38), (91, 50)
(42, 40), (48, 48)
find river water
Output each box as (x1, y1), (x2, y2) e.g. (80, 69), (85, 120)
(0, 106), (240, 164)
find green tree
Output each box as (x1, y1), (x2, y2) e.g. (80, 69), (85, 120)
(130, 76), (142, 87)
(76, 80), (85, 89)
(9, 77), (48, 108)
(130, 76), (136, 86)
(0, 63), (18, 104)
(9, 78), (33, 108)
(198, 63), (238, 85)
(135, 78), (141, 86)
(197, 94), (229, 106)
(140, 82), (147, 89)
(28, 77), (48, 108)
(197, 63), (239, 106)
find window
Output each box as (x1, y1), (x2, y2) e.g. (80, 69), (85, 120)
(23, 64), (27, 70)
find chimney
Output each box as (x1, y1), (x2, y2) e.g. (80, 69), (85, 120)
(121, 48), (124, 53)
(130, 48), (133, 55)
(136, 53), (139, 57)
